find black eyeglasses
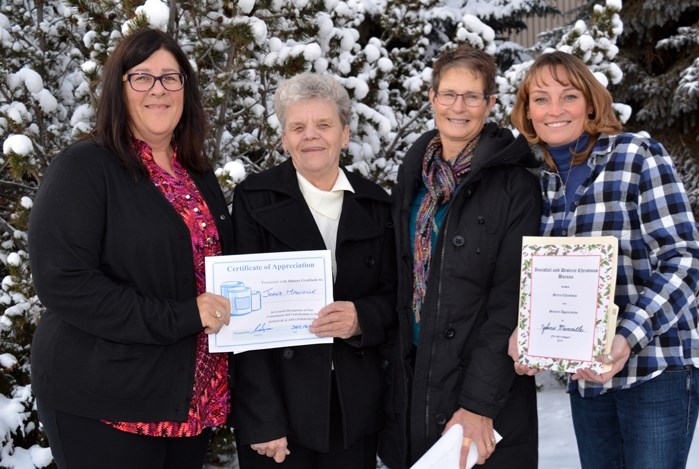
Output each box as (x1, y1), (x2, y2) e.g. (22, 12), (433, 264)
(434, 91), (488, 107)
(122, 72), (186, 92)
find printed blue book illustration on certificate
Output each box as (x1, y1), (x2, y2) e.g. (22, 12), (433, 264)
(205, 250), (334, 354)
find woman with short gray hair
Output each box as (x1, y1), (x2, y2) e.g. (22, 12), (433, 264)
(231, 72), (396, 469)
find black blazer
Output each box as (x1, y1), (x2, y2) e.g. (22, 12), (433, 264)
(230, 159), (396, 452)
(28, 139), (233, 422)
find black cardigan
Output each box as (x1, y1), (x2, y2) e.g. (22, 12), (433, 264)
(28, 139), (233, 422)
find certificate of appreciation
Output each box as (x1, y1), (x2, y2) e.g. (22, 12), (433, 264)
(515, 236), (618, 373)
(205, 250), (334, 354)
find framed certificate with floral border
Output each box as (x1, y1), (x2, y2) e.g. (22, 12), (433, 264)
(515, 236), (618, 373)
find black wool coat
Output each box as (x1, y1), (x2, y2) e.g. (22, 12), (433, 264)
(230, 159), (397, 452)
(379, 123), (541, 468)
(29, 139), (233, 422)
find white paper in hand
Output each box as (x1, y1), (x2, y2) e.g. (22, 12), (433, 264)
(409, 423), (503, 469)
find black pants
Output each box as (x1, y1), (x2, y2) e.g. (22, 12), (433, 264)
(237, 378), (378, 469)
(37, 399), (211, 469)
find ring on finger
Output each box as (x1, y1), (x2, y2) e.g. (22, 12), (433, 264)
(214, 310), (222, 318)
(606, 353), (615, 362)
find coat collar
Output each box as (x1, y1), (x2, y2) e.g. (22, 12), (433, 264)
(241, 159), (389, 250)
(397, 123), (534, 201)
(401, 123), (535, 178)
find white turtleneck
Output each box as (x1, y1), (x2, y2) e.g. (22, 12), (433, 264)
(296, 168), (354, 280)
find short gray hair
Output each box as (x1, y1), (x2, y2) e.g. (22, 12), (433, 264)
(274, 72), (351, 128)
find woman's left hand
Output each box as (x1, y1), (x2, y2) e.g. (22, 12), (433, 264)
(445, 408), (496, 469)
(196, 292), (231, 334)
(309, 301), (361, 339)
(572, 334), (631, 384)
(508, 330), (541, 376)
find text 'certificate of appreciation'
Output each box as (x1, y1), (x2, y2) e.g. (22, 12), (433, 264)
(516, 236), (618, 373)
(205, 250), (334, 354)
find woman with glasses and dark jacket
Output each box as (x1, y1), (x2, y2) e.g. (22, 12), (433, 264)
(28, 28), (232, 469)
(378, 45), (540, 469)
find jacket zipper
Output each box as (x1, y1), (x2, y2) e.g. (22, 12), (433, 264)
(424, 201), (452, 441)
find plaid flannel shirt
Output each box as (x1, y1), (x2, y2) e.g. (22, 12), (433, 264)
(538, 132), (699, 397)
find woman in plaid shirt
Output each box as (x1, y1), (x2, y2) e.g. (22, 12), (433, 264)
(509, 51), (699, 469)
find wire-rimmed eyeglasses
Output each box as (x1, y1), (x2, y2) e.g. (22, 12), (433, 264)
(122, 72), (186, 92)
(433, 90), (488, 107)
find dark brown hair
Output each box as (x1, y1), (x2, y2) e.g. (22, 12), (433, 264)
(511, 50), (622, 169)
(431, 45), (497, 97)
(93, 28), (209, 174)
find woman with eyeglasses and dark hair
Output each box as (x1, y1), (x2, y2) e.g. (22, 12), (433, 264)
(28, 28), (233, 469)
(378, 44), (540, 469)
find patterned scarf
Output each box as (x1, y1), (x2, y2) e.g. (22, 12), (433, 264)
(412, 133), (480, 323)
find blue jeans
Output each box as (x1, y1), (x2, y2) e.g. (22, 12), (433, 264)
(569, 366), (699, 469)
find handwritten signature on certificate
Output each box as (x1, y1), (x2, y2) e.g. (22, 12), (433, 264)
(205, 250), (334, 354)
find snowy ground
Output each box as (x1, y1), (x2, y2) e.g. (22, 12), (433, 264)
(208, 372), (699, 469)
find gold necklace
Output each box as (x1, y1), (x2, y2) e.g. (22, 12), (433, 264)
(559, 136), (586, 191)
(557, 155), (575, 192)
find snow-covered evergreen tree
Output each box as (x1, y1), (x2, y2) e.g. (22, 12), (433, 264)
(608, 0), (699, 214)
(497, 0), (629, 125)
(3, 1), (693, 467)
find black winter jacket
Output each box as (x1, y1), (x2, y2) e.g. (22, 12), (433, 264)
(379, 123), (541, 468)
